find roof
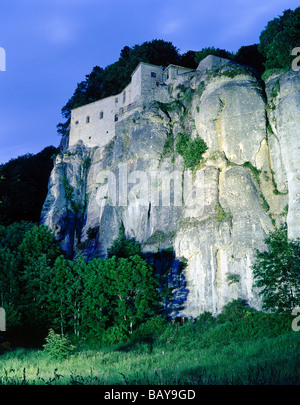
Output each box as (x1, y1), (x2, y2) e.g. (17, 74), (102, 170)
(163, 64), (195, 72)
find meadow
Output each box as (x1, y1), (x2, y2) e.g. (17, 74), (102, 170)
(0, 301), (299, 385)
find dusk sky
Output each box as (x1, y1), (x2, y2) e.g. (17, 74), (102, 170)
(0, 0), (299, 164)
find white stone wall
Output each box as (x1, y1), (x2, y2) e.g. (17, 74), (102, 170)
(69, 77), (139, 148)
(69, 97), (118, 148)
(163, 65), (194, 85)
(68, 62), (191, 148)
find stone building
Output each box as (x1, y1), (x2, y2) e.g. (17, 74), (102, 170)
(68, 62), (194, 148)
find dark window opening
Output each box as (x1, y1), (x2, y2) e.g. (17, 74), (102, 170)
(114, 114), (119, 122)
(151, 72), (156, 78)
(86, 116), (90, 123)
(100, 111), (104, 119)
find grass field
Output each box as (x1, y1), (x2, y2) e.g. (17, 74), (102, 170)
(0, 302), (299, 385)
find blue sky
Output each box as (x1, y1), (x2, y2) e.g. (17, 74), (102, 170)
(0, 0), (299, 164)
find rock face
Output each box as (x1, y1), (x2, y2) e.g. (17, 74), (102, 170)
(41, 56), (299, 317)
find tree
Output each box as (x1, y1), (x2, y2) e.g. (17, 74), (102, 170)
(103, 255), (159, 334)
(48, 253), (86, 336)
(0, 146), (57, 226)
(19, 225), (62, 330)
(48, 255), (74, 336)
(107, 225), (141, 259)
(81, 257), (111, 340)
(0, 222), (35, 331)
(258, 7), (300, 70)
(253, 225), (300, 313)
(19, 224), (61, 266)
(179, 50), (199, 69)
(82, 229), (161, 339)
(234, 44), (266, 74)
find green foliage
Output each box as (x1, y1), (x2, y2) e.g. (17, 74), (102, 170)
(242, 161), (261, 185)
(226, 273), (240, 285)
(43, 329), (75, 360)
(234, 44), (266, 73)
(62, 176), (74, 202)
(107, 225), (141, 258)
(261, 68), (289, 81)
(131, 316), (167, 341)
(0, 146), (57, 226)
(0, 221), (163, 344)
(0, 299), (298, 385)
(214, 204), (232, 223)
(194, 47), (234, 65)
(86, 226), (98, 240)
(175, 133), (208, 171)
(219, 66), (254, 79)
(143, 230), (168, 246)
(258, 7), (300, 70)
(19, 224), (61, 266)
(82, 156), (91, 170)
(161, 130), (174, 158)
(0, 223), (63, 341)
(253, 225), (300, 313)
(104, 255), (160, 334)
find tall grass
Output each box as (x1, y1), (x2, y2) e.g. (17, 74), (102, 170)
(0, 301), (299, 385)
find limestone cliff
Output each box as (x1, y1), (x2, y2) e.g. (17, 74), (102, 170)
(41, 55), (300, 317)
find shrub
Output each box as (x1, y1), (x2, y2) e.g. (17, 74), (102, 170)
(220, 299), (250, 322)
(102, 325), (128, 345)
(43, 329), (75, 360)
(131, 316), (167, 341)
(175, 133), (207, 171)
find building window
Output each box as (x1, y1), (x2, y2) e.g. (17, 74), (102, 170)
(86, 116), (90, 123)
(115, 97), (118, 103)
(99, 111), (104, 119)
(114, 114), (118, 122)
(151, 72), (156, 78)
(123, 91), (126, 103)
(75, 120), (79, 125)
